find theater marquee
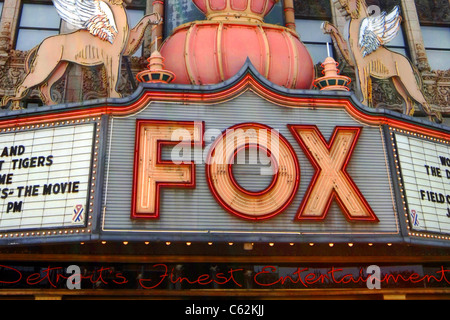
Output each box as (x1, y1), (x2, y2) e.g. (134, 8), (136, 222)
(0, 116), (103, 242)
(392, 129), (450, 237)
(0, 123), (95, 232)
(103, 84), (401, 244)
(0, 66), (448, 247)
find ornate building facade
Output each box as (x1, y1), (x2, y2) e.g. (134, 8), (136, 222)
(0, 0), (448, 121)
(0, 0), (448, 300)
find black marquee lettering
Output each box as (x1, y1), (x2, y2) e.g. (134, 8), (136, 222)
(46, 155), (53, 166)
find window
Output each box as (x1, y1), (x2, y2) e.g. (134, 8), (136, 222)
(125, 0), (147, 57)
(366, 0), (408, 57)
(295, 20), (332, 64)
(15, 3), (61, 51)
(126, 8), (146, 57)
(0, 2), (3, 19)
(414, 0), (450, 70)
(384, 26), (408, 56)
(420, 26), (450, 70)
(294, 0), (332, 64)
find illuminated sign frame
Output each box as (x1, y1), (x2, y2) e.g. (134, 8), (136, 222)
(390, 127), (450, 242)
(288, 125), (378, 222)
(130, 120), (380, 224)
(131, 120), (204, 219)
(205, 122), (300, 221)
(0, 117), (103, 242)
(0, 63), (448, 247)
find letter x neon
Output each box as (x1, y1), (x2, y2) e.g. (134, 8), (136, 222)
(288, 125), (378, 222)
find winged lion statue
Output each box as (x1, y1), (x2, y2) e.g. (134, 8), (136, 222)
(2, 0), (161, 109)
(322, 0), (442, 122)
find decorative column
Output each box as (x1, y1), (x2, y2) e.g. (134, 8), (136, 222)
(400, 0), (430, 72)
(283, 0), (296, 31)
(151, 0), (164, 52)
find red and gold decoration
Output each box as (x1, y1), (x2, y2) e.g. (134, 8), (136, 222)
(205, 123), (299, 221)
(132, 120), (204, 219)
(0, 0), (447, 302)
(136, 50), (175, 84)
(289, 125), (377, 222)
(160, 0), (314, 89)
(314, 56), (351, 91)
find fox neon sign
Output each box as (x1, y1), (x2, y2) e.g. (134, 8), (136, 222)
(131, 120), (378, 223)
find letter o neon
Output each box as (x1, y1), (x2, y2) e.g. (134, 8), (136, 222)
(206, 123), (299, 220)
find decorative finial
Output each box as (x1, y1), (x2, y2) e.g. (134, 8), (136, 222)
(314, 44), (351, 91)
(136, 50), (175, 84)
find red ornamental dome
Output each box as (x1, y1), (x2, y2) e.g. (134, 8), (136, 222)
(160, 0), (314, 89)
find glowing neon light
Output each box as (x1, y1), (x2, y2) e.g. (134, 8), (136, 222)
(205, 123), (299, 220)
(288, 125), (378, 222)
(131, 120), (204, 219)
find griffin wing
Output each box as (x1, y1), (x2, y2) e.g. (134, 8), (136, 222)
(53, 0), (118, 44)
(358, 5), (402, 57)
